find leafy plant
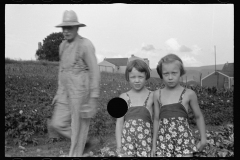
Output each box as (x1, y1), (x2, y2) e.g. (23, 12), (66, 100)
(5, 61), (233, 158)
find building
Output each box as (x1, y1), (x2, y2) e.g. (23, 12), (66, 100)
(98, 60), (115, 73)
(38, 42), (42, 50)
(98, 58), (128, 73)
(201, 62), (234, 89)
(128, 54), (149, 66)
(98, 54), (151, 74)
(128, 54), (151, 71)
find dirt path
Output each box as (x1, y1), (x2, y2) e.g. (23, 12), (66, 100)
(5, 134), (117, 157)
(5, 125), (221, 157)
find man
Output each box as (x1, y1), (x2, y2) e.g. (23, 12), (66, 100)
(50, 10), (100, 157)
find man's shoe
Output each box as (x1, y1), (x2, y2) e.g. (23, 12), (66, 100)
(83, 137), (99, 155)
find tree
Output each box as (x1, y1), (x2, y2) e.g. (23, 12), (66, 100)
(36, 32), (64, 61)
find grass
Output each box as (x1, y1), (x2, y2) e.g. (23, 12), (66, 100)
(5, 57), (59, 66)
(5, 59), (233, 157)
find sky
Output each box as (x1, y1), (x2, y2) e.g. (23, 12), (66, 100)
(5, 4), (234, 68)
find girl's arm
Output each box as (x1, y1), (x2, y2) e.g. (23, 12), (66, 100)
(116, 117), (124, 149)
(189, 89), (207, 151)
(115, 93), (125, 150)
(152, 90), (160, 155)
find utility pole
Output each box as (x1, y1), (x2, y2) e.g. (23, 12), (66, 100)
(186, 76), (187, 87)
(215, 45), (216, 73)
(200, 72), (202, 89)
(215, 45), (219, 88)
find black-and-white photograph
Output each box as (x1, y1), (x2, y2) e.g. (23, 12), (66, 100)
(5, 4), (233, 157)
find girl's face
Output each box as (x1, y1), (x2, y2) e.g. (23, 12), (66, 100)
(162, 61), (181, 88)
(128, 67), (147, 91)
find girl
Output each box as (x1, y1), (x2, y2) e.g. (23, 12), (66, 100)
(115, 59), (154, 157)
(152, 54), (207, 157)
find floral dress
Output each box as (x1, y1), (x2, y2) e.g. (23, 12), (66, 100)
(121, 91), (152, 157)
(156, 88), (197, 157)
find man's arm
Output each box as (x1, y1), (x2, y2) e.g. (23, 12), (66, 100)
(83, 39), (100, 98)
(56, 42), (64, 96)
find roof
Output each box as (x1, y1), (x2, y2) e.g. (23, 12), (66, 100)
(104, 58), (128, 66)
(128, 55), (151, 71)
(219, 70), (233, 77)
(128, 55), (148, 62)
(221, 62), (234, 77)
(128, 55), (141, 60)
(222, 63), (234, 72)
(98, 60), (115, 67)
(201, 70), (233, 82)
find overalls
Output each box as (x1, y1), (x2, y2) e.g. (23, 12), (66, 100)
(51, 35), (100, 157)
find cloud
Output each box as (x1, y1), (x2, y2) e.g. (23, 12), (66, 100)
(191, 45), (202, 55)
(98, 42), (204, 68)
(180, 54), (203, 67)
(179, 45), (192, 52)
(165, 38), (203, 56)
(141, 44), (155, 51)
(127, 45), (166, 69)
(129, 44), (160, 58)
(100, 42), (203, 69)
(165, 38), (181, 51)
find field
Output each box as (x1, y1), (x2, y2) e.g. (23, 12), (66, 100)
(5, 59), (233, 157)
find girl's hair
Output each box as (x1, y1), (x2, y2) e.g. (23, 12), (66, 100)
(125, 59), (150, 81)
(156, 53), (186, 79)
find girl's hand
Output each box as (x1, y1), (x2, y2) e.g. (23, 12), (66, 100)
(197, 139), (207, 152)
(116, 147), (125, 157)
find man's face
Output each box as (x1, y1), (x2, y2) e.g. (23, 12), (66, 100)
(62, 26), (78, 41)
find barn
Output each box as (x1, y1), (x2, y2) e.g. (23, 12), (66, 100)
(201, 62), (234, 90)
(98, 58), (128, 74)
(98, 54), (151, 74)
(128, 54), (151, 71)
(98, 60), (115, 73)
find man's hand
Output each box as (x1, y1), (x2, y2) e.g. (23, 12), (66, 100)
(88, 97), (98, 110)
(85, 97), (98, 118)
(51, 95), (58, 106)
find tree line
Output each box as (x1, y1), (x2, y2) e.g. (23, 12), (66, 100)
(36, 32), (64, 61)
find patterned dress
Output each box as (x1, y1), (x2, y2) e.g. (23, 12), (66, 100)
(156, 88), (197, 157)
(121, 91), (152, 157)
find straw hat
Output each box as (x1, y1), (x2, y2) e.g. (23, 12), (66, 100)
(56, 10), (86, 27)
